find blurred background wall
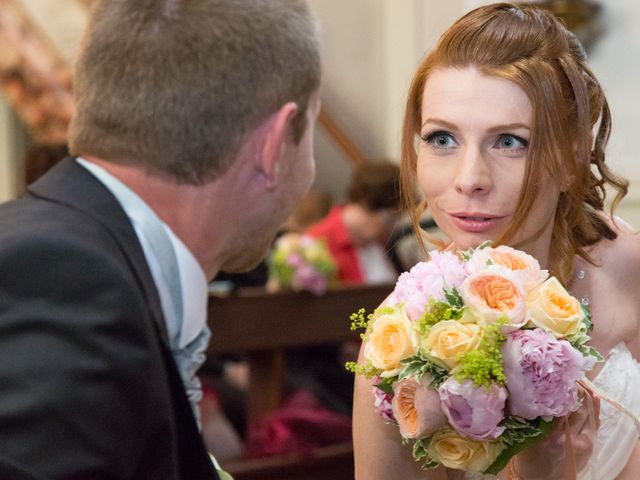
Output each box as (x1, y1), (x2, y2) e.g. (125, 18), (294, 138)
(1, 0), (638, 225)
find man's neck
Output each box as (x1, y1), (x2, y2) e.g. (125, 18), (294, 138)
(81, 156), (229, 279)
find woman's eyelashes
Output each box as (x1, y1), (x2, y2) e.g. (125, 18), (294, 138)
(422, 130), (529, 155)
(422, 130), (457, 150)
(494, 133), (528, 154)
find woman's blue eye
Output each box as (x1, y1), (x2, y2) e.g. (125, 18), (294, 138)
(423, 131), (456, 149)
(496, 134), (528, 150)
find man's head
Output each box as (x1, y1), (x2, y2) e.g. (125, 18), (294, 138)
(69, 0), (321, 185)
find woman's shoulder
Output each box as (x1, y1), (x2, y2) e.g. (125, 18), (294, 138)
(590, 216), (640, 285)
(587, 216), (640, 356)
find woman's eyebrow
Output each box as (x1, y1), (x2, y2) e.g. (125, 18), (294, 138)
(421, 119), (531, 133)
(486, 123), (530, 133)
(421, 117), (457, 129)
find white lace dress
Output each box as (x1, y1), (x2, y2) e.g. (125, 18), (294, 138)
(464, 342), (640, 480)
(579, 342), (640, 479)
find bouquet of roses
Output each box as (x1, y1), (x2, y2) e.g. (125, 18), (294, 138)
(348, 242), (602, 474)
(268, 233), (337, 296)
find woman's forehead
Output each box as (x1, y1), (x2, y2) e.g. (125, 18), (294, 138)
(420, 67), (532, 131)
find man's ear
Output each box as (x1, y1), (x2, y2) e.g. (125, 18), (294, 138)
(259, 102), (299, 190)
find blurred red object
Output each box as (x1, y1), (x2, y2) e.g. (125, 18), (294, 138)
(245, 389), (352, 458)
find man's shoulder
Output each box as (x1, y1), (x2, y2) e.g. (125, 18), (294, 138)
(0, 194), (117, 254)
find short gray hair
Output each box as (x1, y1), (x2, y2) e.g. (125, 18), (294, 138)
(69, 0), (321, 184)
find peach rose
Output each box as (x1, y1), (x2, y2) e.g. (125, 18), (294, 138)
(424, 320), (484, 369)
(527, 276), (584, 336)
(427, 427), (504, 472)
(364, 309), (419, 377)
(392, 377), (447, 439)
(460, 267), (526, 328)
(469, 245), (548, 293)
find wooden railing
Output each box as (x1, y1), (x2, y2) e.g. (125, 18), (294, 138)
(318, 106), (367, 168)
(207, 283), (392, 424)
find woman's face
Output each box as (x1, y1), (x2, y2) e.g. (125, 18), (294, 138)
(417, 67), (560, 263)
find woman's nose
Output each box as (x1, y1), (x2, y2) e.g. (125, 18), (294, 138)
(453, 146), (492, 195)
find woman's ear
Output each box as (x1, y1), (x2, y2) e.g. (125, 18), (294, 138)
(258, 102), (299, 190)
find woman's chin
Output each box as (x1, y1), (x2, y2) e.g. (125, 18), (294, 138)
(448, 235), (497, 252)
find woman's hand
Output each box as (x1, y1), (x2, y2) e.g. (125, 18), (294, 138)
(512, 389), (600, 479)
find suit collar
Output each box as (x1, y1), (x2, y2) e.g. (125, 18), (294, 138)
(28, 157), (170, 345)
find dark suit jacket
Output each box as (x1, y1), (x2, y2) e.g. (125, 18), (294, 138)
(0, 158), (219, 480)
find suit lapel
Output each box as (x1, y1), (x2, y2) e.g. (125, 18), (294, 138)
(28, 157), (170, 345)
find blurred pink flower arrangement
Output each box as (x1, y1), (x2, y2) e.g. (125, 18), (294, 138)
(268, 233), (337, 295)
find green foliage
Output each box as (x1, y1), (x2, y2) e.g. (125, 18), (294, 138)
(349, 308), (369, 331)
(350, 305), (398, 333)
(444, 287), (464, 309)
(269, 248), (295, 286)
(566, 307), (604, 363)
(398, 354), (449, 388)
(484, 417), (554, 475)
(419, 297), (464, 332)
(459, 240), (493, 261)
(454, 318), (508, 387)
(373, 305), (398, 317)
(412, 438), (439, 470)
(581, 303), (593, 332)
(374, 376), (396, 395)
(499, 417), (552, 446)
(345, 360), (381, 379)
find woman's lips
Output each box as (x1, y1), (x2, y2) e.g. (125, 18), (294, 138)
(448, 213), (503, 233)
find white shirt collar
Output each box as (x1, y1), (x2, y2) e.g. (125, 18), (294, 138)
(165, 226), (208, 347)
(76, 157), (207, 348)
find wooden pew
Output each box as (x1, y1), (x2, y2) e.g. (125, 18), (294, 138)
(220, 442), (355, 480)
(207, 283), (393, 480)
(207, 283), (392, 423)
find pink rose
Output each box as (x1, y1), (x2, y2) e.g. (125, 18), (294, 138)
(391, 251), (467, 321)
(438, 378), (507, 441)
(286, 252), (304, 268)
(502, 329), (595, 419)
(392, 377), (448, 439)
(372, 378), (396, 423)
(291, 263), (327, 295)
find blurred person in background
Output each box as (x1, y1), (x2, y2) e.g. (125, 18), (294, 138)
(306, 160), (403, 285)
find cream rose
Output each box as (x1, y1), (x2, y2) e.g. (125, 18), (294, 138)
(527, 276), (584, 336)
(460, 266), (527, 328)
(392, 376), (447, 439)
(299, 235), (328, 263)
(424, 320), (483, 369)
(364, 309), (419, 377)
(274, 232), (301, 253)
(427, 427), (504, 472)
(469, 245), (548, 293)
